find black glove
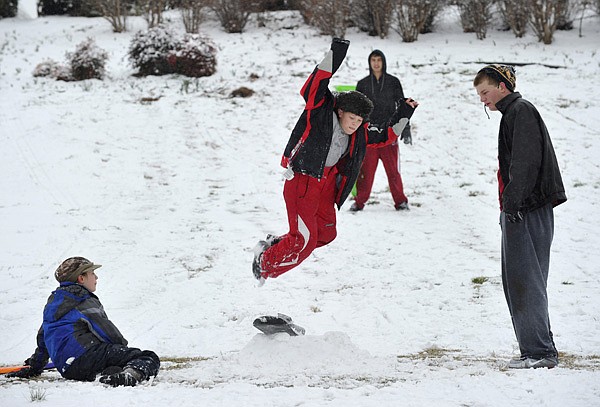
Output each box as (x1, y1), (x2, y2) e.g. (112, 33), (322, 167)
(6, 366), (43, 379)
(332, 37), (350, 46)
(504, 210), (524, 223)
(401, 123), (412, 145)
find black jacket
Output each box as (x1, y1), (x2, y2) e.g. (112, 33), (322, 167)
(356, 50), (405, 127)
(281, 40), (414, 209)
(496, 92), (567, 213)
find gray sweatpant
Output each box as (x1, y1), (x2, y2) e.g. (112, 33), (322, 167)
(500, 203), (558, 359)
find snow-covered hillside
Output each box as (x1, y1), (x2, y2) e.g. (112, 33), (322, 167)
(1, 8), (599, 406)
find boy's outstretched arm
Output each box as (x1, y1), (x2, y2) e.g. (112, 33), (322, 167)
(6, 326), (49, 378)
(367, 98), (419, 146)
(300, 38), (349, 108)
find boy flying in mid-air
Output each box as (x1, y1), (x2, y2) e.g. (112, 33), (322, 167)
(253, 38), (418, 283)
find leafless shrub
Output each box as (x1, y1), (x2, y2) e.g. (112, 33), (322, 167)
(210, 0), (259, 33)
(351, 0), (393, 38)
(87, 0), (131, 32)
(456, 0), (494, 40)
(297, 0), (350, 37)
(527, 0), (569, 44)
(393, 0), (440, 42)
(139, 0), (168, 28)
(0, 0), (18, 18)
(181, 0), (209, 33)
(420, 2), (446, 34)
(499, 0), (528, 37)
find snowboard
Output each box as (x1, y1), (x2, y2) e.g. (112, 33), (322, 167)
(253, 313), (305, 336)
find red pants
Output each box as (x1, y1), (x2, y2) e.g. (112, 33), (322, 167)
(354, 142), (407, 208)
(261, 166), (338, 278)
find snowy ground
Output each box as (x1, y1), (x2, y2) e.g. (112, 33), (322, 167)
(1, 8), (599, 407)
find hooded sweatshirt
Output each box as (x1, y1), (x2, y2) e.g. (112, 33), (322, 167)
(356, 50), (405, 127)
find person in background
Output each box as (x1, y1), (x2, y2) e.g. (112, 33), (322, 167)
(474, 64), (567, 369)
(352, 49), (413, 212)
(7, 257), (160, 386)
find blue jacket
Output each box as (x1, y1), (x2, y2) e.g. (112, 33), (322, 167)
(28, 283), (127, 376)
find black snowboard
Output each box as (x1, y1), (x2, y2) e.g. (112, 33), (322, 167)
(253, 313), (306, 336)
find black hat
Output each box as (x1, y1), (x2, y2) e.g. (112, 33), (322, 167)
(479, 64), (516, 92)
(335, 91), (373, 120)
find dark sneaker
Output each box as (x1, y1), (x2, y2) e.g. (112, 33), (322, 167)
(395, 202), (410, 211)
(349, 203), (363, 212)
(252, 240), (269, 282)
(99, 368), (143, 387)
(508, 356), (558, 369)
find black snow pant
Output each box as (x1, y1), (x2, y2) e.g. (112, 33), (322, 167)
(500, 203), (558, 360)
(62, 343), (160, 382)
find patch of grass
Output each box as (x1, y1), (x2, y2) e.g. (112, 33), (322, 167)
(558, 352), (600, 370)
(159, 355), (213, 370)
(29, 387), (46, 402)
(472, 276), (489, 285)
(417, 346), (462, 359)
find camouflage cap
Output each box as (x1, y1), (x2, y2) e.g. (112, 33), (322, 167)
(55, 257), (102, 283)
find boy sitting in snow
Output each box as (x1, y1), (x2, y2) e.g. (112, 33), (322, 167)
(8, 257), (160, 386)
(252, 38), (418, 283)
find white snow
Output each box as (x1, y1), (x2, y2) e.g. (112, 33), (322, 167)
(17, 0), (37, 19)
(1, 8), (600, 406)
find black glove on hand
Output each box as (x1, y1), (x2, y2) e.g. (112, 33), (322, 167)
(6, 366), (42, 379)
(332, 37), (350, 46)
(505, 210), (524, 223)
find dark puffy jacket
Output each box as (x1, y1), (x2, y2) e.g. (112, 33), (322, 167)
(28, 283), (127, 376)
(356, 49), (405, 127)
(496, 92), (567, 213)
(281, 40), (414, 209)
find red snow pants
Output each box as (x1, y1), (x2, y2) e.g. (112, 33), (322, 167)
(354, 142), (407, 209)
(261, 166), (338, 278)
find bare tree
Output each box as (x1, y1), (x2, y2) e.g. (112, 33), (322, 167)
(181, 0), (209, 33)
(456, 0), (494, 40)
(499, 0), (529, 37)
(393, 0), (440, 42)
(527, 0), (569, 44)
